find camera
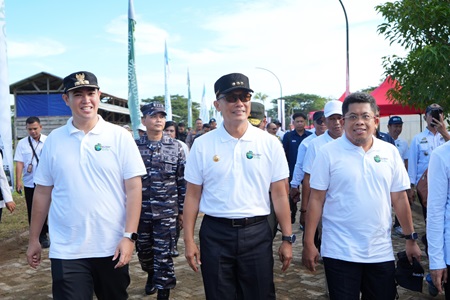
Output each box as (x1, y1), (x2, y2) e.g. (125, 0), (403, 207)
(429, 108), (442, 127)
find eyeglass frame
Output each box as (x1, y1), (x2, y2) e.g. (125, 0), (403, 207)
(217, 92), (252, 103)
(344, 113), (377, 122)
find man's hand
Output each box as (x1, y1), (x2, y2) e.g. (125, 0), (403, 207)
(16, 183), (23, 195)
(407, 188), (415, 204)
(405, 240), (422, 264)
(289, 187), (300, 203)
(113, 238), (135, 269)
(5, 201), (16, 213)
(184, 239), (201, 272)
(26, 239), (42, 269)
(278, 241), (293, 272)
(302, 243), (320, 272)
(431, 268), (447, 294)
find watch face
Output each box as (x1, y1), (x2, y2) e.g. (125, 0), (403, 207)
(131, 233), (138, 241)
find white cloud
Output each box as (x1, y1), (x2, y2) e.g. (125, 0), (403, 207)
(8, 38), (65, 58)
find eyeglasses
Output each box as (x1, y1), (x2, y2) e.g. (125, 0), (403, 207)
(217, 93), (252, 103)
(344, 114), (376, 122)
(315, 118), (324, 125)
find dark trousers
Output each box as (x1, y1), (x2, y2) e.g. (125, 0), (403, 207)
(323, 257), (396, 300)
(24, 186), (48, 238)
(200, 215), (275, 300)
(51, 256), (130, 300)
(136, 217), (177, 290)
(444, 265), (450, 299)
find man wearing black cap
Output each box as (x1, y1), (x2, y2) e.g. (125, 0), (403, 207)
(408, 104), (450, 219)
(208, 118), (217, 130)
(135, 101), (186, 299)
(183, 73), (293, 299)
(26, 71), (146, 299)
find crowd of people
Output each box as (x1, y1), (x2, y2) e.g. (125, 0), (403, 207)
(0, 70), (449, 299)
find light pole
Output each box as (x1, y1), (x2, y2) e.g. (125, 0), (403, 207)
(338, 0), (350, 96)
(255, 67), (285, 130)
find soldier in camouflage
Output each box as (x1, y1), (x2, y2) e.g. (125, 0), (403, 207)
(136, 102), (186, 300)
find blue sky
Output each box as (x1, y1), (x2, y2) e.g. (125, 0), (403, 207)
(4, 0), (404, 107)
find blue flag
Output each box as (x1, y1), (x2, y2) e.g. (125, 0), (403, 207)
(128, 0), (141, 139)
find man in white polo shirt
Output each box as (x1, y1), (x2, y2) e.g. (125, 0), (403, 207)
(303, 92), (421, 299)
(183, 73), (293, 299)
(26, 71), (146, 299)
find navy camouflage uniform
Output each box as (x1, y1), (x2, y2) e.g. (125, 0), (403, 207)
(136, 133), (186, 290)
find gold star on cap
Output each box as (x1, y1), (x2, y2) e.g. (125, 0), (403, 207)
(74, 73), (90, 86)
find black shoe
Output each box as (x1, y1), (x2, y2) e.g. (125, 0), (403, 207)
(145, 275), (156, 295)
(39, 237), (50, 249)
(171, 249), (179, 257)
(157, 289), (170, 300)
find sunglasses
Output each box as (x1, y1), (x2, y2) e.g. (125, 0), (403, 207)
(217, 93), (252, 103)
(316, 118), (324, 125)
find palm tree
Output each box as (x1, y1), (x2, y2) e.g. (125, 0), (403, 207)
(253, 92), (269, 107)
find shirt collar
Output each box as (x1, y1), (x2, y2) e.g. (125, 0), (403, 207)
(66, 115), (104, 135)
(218, 121), (255, 143)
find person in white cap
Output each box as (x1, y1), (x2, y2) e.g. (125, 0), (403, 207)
(299, 100), (344, 248)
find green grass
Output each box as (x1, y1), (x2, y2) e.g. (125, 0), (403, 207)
(0, 192), (29, 241)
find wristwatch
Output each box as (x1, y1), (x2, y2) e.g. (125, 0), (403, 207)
(404, 232), (419, 240)
(124, 232), (138, 242)
(282, 234), (296, 244)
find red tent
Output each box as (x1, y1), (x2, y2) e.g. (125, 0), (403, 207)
(370, 76), (422, 117)
(338, 77), (423, 117)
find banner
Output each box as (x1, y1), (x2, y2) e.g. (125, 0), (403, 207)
(199, 84), (209, 124)
(0, 0), (13, 190)
(128, 0), (141, 139)
(164, 40), (172, 121)
(187, 68), (192, 128)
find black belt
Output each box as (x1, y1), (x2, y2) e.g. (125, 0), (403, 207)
(205, 215), (267, 228)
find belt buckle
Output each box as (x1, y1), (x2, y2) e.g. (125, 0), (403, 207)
(231, 218), (244, 227)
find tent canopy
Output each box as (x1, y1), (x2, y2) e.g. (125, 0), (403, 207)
(339, 77), (423, 117)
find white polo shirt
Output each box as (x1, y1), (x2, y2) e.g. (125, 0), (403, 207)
(14, 134), (47, 188)
(34, 116), (146, 259)
(185, 122), (289, 218)
(310, 134), (410, 263)
(427, 141), (450, 270)
(302, 130), (336, 175)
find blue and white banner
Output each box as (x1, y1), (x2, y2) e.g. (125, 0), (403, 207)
(187, 68), (192, 128)
(164, 40), (172, 121)
(0, 0), (13, 189)
(128, 0), (141, 139)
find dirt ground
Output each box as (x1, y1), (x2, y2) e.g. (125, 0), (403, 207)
(0, 209), (444, 299)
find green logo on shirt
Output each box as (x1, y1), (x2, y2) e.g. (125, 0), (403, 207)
(374, 155), (381, 163)
(94, 143), (102, 151)
(246, 151), (254, 159)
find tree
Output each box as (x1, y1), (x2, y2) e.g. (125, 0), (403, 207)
(253, 92), (269, 107)
(376, 1), (450, 111)
(141, 95), (200, 123)
(267, 93), (328, 126)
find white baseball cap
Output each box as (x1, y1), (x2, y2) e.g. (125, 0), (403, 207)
(324, 100), (343, 117)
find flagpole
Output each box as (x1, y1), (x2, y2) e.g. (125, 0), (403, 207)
(128, 0), (141, 139)
(0, 0), (14, 188)
(164, 41), (172, 121)
(187, 68), (192, 128)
